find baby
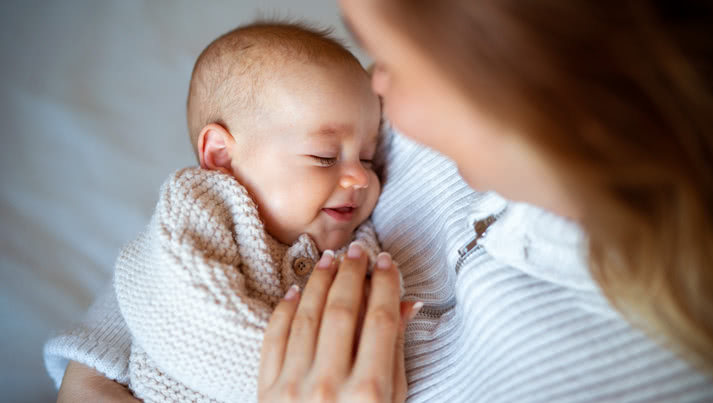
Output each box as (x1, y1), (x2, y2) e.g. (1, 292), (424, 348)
(113, 22), (393, 403)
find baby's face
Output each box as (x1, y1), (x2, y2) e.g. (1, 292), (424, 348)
(228, 62), (382, 251)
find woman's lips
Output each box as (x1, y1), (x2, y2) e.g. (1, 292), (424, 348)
(323, 207), (355, 222)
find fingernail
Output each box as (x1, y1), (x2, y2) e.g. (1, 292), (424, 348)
(284, 284), (300, 300)
(316, 250), (334, 269)
(376, 252), (392, 270)
(347, 242), (363, 259)
(408, 302), (423, 321)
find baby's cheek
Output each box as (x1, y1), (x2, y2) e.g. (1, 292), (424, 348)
(260, 195), (318, 246)
(270, 184), (320, 228)
(361, 173), (381, 218)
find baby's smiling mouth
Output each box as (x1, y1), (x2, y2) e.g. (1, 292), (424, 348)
(322, 206), (356, 222)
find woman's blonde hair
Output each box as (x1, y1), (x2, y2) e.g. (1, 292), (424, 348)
(379, 0), (713, 370)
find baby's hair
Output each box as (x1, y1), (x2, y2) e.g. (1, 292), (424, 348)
(186, 20), (366, 158)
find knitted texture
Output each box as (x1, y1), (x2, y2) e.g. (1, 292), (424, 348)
(114, 168), (383, 403)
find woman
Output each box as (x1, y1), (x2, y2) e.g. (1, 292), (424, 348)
(51, 0), (712, 402)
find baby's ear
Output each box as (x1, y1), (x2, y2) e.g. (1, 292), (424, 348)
(197, 123), (235, 173)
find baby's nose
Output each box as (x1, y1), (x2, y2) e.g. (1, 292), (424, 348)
(340, 164), (369, 189)
(339, 174), (368, 189)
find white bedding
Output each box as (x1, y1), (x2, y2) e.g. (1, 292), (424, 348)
(0, 1), (365, 400)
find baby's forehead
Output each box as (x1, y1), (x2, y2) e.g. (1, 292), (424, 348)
(310, 122), (381, 145)
(214, 40), (366, 101)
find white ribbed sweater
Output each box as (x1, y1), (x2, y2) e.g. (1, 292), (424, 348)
(44, 130), (713, 402)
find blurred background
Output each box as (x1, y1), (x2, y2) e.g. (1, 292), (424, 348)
(0, 1), (365, 401)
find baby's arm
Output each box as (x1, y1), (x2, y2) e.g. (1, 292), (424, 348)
(57, 361), (139, 403)
(43, 283), (133, 393)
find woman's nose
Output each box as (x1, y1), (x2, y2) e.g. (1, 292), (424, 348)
(340, 163), (369, 189)
(371, 65), (389, 96)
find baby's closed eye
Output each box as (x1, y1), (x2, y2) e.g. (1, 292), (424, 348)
(360, 159), (374, 169)
(308, 155), (374, 169)
(310, 155), (337, 167)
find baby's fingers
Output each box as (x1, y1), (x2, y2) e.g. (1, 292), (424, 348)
(258, 285), (301, 395)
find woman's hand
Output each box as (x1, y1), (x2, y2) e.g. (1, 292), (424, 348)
(57, 361), (141, 403)
(258, 242), (422, 403)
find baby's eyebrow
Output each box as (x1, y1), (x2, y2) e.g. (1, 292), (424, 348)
(311, 123), (379, 149)
(313, 123), (353, 137)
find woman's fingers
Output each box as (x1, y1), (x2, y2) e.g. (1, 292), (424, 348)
(314, 242), (369, 377)
(258, 284), (301, 394)
(351, 252), (402, 398)
(392, 301), (421, 403)
(260, 245), (417, 402)
(280, 251), (337, 376)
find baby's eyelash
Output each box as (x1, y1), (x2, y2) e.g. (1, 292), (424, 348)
(312, 156), (337, 167)
(360, 159), (374, 167)
(309, 156), (374, 168)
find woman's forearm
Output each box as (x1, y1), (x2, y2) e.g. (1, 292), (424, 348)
(57, 361), (140, 403)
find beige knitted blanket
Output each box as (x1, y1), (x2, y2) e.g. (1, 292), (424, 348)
(114, 168), (382, 403)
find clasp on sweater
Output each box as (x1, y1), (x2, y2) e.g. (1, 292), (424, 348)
(458, 214), (500, 257)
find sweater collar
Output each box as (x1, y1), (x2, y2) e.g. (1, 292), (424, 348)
(471, 193), (597, 292)
(281, 233), (321, 286)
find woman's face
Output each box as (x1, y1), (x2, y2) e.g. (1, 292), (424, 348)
(340, 0), (579, 219)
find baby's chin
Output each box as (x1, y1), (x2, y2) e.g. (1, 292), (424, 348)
(313, 229), (354, 253)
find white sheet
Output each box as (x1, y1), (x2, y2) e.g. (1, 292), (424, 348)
(0, 1), (365, 400)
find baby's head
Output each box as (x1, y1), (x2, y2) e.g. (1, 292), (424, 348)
(187, 22), (382, 252)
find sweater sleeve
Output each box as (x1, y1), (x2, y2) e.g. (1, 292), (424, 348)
(115, 168), (279, 402)
(43, 282), (132, 389)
